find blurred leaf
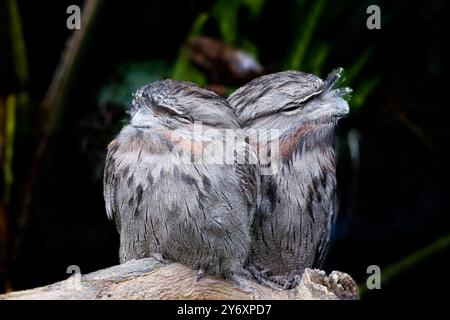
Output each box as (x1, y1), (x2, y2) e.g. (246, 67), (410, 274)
(6, 0), (30, 140)
(16, 1), (106, 264)
(346, 48), (374, 85)
(174, 2), (264, 84)
(43, 0), (104, 132)
(309, 43), (330, 75)
(171, 13), (208, 84)
(224, 86), (238, 97)
(6, 0), (28, 88)
(172, 47), (207, 85)
(242, 0), (265, 18)
(350, 77), (380, 110)
(294, 0), (308, 10)
(286, 0), (327, 70)
(383, 234), (450, 284)
(212, 1), (240, 45)
(189, 12), (209, 39)
(240, 38), (259, 60)
(4, 95), (16, 204)
(212, 0), (265, 45)
(99, 61), (171, 107)
(359, 234), (450, 297)
(397, 112), (433, 149)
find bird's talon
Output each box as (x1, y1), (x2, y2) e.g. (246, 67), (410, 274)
(150, 253), (166, 264)
(246, 266), (270, 283)
(196, 269), (205, 281)
(294, 274), (302, 286)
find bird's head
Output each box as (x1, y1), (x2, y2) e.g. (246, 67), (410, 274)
(130, 79), (239, 130)
(228, 69), (351, 137)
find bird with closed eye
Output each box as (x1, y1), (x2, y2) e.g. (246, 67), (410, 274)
(228, 69), (351, 288)
(104, 79), (260, 279)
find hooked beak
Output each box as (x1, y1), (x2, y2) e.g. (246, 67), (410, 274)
(331, 95), (351, 117)
(131, 108), (154, 128)
(321, 68), (352, 118)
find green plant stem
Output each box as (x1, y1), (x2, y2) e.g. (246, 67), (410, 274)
(346, 48), (374, 85)
(15, 0), (104, 264)
(171, 13), (208, 84)
(359, 234), (450, 297)
(3, 96), (16, 204)
(6, 0), (29, 88)
(287, 0), (327, 70)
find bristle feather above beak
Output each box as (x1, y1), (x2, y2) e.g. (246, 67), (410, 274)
(323, 67), (344, 92)
(321, 68), (352, 102)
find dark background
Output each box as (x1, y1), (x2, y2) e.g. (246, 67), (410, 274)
(0, 0), (448, 300)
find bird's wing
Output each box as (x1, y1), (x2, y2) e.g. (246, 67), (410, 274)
(234, 141), (261, 219)
(103, 140), (121, 230)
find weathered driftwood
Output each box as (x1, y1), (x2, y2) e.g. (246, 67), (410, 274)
(0, 258), (358, 300)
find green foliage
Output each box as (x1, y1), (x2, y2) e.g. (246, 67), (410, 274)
(280, 0), (380, 109)
(242, 0), (265, 18)
(350, 77), (380, 110)
(344, 48), (379, 110)
(102, 13), (210, 107)
(6, 0), (28, 88)
(3, 0), (29, 206)
(102, 0), (380, 112)
(4, 95), (16, 204)
(240, 39), (260, 60)
(171, 13), (209, 85)
(99, 61), (171, 107)
(285, 0), (327, 71)
(45, 0), (105, 133)
(171, 0), (265, 87)
(359, 234), (450, 297)
(211, 0), (265, 45)
(346, 48), (374, 85)
(309, 43), (330, 76)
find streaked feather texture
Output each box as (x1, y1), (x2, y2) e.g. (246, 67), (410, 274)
(228, 69), (350, 287)
(104, 80), (259, 277)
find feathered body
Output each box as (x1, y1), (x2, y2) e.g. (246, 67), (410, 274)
(228, 70), (350, 286)
(104, 80), (259, 277)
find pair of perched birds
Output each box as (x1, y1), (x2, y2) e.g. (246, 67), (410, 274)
(103, 69), (351, 289)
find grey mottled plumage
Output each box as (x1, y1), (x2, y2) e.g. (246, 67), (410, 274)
(228, 69), (350, 287)
(104, 80), (259, 278)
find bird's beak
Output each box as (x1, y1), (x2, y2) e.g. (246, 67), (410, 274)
(131, 108), (154, 127)
(331, 95), (351, 117)
(330, 87), (352, 117)
(307, 90), (351, 120)
(321, 68), (352, 118)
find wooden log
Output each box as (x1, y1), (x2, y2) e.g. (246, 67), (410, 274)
(0, 258), (358, 300)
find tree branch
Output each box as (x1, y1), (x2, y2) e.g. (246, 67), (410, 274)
(0, 258), (358, 300)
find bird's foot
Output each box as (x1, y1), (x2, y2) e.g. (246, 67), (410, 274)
(238, 267), (283, 290)
(292, 274), (302, 287)
(244, 265), (270, 284)
(269, 274), (302, 290)
(150, 252), (167, 264)
(196, 268), (205, 281)
(239, 268), (259, 282)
